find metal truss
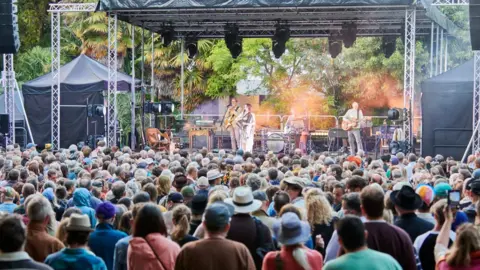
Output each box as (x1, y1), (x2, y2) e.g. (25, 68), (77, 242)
(50, 11), (61, 150)
(403, 7), (416, 148)
(2, 54), (15, 145)
(473, 52), (480, 154)
(48, 3), (96, 12)
(107, 13), (118, 147)
(432, 0), (469, 5)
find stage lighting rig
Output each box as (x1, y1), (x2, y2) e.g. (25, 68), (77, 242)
(185, 35), (198, 59)
(87, 104), (106, 117)
(144, 101), (175, 115)
(328, 36), (343, 59)
(272, 25), (290, 59)
(225, 24), (243, 59)
(382, 36), (397, 58)
(341, 23), (357, 48)
(388, 108), (407, 121)
(161, 26), (175, 47)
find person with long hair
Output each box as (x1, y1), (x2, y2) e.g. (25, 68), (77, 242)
(127, 203), (180, 270)
(305, 188), (337, 255)
(435, 206), (480, 269)
(262, 212), (323, 270)
(171, 205), (198, 247)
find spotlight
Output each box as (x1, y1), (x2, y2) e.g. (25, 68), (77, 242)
(272, 25), (290, 59)
(387, 108), (401, 120)
(328, 36), (343, 59)
(185, 35), (198, 59)
(161, 26), (175, 47)
(87, 104), (105, 117)
(225, 24), (243, 59)
(341, 23), (357, 48)
(143, 101), (175, 115)
(382, 36), (396, 58)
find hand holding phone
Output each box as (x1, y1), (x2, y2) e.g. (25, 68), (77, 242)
(447, 190), (460, 209)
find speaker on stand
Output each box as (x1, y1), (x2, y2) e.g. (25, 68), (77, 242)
(0, 114), (10, 147)
(0, 0), (20, 54)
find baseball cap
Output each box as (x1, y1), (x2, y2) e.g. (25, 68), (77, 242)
(416, 185), (435, 206)
(181, 186), (195, 198)
(197, 176), (209, 188)
(96, 202), (116, 220)
(83, 158), (93, 166)
(473, 169), (480, 180)
(203, 202), (234, 232)
(252, 190), (268, 202)
(283, 176), (309, 188)
(42, 188), (55, 202)
(470, 179), (480, 196)
(137, 162), (147, 169)
(391, 156), (399, 165)
(3, 187), (15, 200)
(145, 158), (154, 165)
(324, 157), (335, 166)
(434, 183), (452, 198)
(167, 192), (184, 204)
(26, 143), (37, 149)
(190, 193), (208, 215)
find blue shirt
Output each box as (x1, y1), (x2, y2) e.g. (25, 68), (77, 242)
(112, 236), (131, 270)
(88, 223), (128, 270)
(0, 202), (17, 214)
(45, 248), (107, 270)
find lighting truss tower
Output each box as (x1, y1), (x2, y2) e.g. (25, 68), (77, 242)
(107, 13), (118, 148)
(2, 54), (15, 144)
(403, 7), (416, 148)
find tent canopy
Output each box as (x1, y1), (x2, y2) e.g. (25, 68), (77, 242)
(0, 92), (25, 121)
(421, 59), (473, 160)
(22, 54), (138, 94)
(96, 0), (441, 39)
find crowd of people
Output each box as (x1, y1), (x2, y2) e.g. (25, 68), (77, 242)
(0, 141), (479, 270)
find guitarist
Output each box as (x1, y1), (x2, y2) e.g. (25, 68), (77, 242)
(223, 97), (242, 151)
(343, 102), (364, 155)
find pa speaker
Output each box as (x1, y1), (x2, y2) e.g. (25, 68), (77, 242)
(470, 0), (480, 50)
(0, 114), (9, 135)
(0, 0), (20, 54)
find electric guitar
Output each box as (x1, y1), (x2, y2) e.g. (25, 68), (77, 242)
(224, 106), (241, 129)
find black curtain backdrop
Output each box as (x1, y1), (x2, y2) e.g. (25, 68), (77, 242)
(421, 60), (474, 160)
(23, 91), (105, 148)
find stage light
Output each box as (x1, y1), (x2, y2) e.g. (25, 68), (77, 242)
(272, 25), (290, 59)
(341, 23), (357, 48)
(382, 36), (396, 58)
(87, 104), (105, 117)
(185, 36), (198, 59)
(144, 101), (175, 115)
(161, 26), (175, 47)
(388, 108), (401, 120)
(328, 36), (343, 59)
(225, 25), (243, 59)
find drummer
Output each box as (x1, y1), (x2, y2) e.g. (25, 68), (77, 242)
(284, 108), (308, 153)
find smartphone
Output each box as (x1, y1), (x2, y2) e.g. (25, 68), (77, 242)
(447, 190), (461, 209)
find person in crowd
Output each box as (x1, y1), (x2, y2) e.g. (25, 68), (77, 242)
(25, 195), (65, 262)
(262, 212), (323, 270)
(252, 190), (276, 233)
(359, 185), (416, 270)
(415, 184), (436, 225)
(391, 185), (434, 242)
(225, 186), (273, 269)
(323, 216), (402, 270)
(332, 183), (345, 212)
(0, 187), (18, 213)
(189, 193), (208, 235)
(13, 183), (35, 215)
(305, 188), (337, 255)
(127, 203), (180, 270)
(44, 214), (107, 270)
(414, 199), (456, 270)
(175, 202), (255, 270)
(0, 215), (53, 269)
(283, 177), (307, 208)
(325, 192), (362, 262)
(88, 202), (128, 270)
(435, 207), (480, 269)
(171, 204), (198, 247)
(113, 203), (143, 270)
(72, 188), (97, 228)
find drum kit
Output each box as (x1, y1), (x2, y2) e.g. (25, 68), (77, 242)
(259, 126), (310, 154)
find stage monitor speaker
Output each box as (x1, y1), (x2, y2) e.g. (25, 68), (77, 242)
(0, 0), (20, 54)
(0, 114), (9, 135)
(470, 0), (480, 50)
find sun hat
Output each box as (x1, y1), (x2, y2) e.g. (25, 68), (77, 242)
(207, 169), (224, 181)
(393, 181), (412, 191)
(416, 184), (435, 206)
(66, 214), (93, 232)
(145, 158), (154, 165)
(273, 212), (311, 246)
(204, 202), (234, 231)
(390, 185), (423, 210)
(196, 176), (209, 189)
(224, 186), (262, 213)
(434, 183), (452, 198)
(95, 202), (116, 220)
(283, 176), (308, 188)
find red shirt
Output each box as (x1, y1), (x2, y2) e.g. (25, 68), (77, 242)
(262, 246), (323, 270)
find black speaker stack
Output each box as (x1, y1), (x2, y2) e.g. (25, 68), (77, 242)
(0, 114), (9, 135)
(0, 0), (20, 54)
(471, 0), (480, 51)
